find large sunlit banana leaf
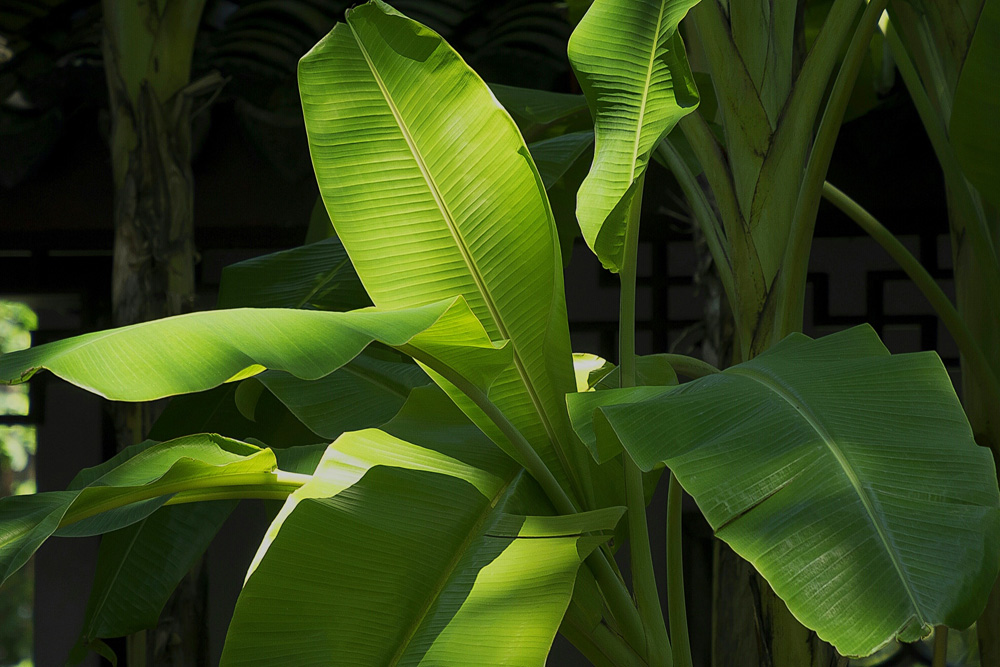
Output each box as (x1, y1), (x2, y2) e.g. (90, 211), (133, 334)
(221, 427), (624, 666)
(950, 0), (1000, 209)
(569, 325), (1000, 657)
(71, 388), (471, 662)
(378, 384), (619, 618)
(567, 0), (700, 271)
(216, 235), (432, 442)
(0, 435), (283, 586)
(217, 236), (371, 311)
(298, 0), (588, 502)
(0, 297), (508, 401)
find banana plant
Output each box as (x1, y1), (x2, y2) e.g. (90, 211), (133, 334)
(872, 3), (1000, 662)
(0, 2), (998, 666)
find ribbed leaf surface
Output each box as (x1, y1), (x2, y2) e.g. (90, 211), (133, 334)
(76, 501), (235, 646)
(568, 0), (700, 271)
(68, 443), (336, 661)
(0, 435), (277, 586)
(221, 428), (623, 666)
(0, 297), (508, 401)
(298, 0), (584, 500)
(252, 351), (431, 439)
(570, 325), (1000, 657)
(217, 236), (371, 312)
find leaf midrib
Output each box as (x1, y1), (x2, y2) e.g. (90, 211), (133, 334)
(343, 355), (424, 399)
(294, 254), (352, 309)
(726, 366), (927, 627)
(386, 470), (519, 666)
(83, 518), (145, 638)
(629, 0), (669, 182)
(346, 19), (574, 483)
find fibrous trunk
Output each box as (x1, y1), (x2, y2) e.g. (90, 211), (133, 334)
(103, 21), (203, 666)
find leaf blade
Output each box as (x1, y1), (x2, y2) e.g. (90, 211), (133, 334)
(0, 298), (508, 402)
(299, 0), (585, 500)
(221, 428), (623, 666)
(568, 0), (701, 270)
(581, 325), (1000, 656)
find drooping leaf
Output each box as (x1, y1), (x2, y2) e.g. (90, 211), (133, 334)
(215, 234), (432, 442)
(570, 325), (1000, 657)
(71, 443), (342, 660)
(949, 0), (1000, 209)
(298, 0), (589, 503)
(0, 297), (508, 402)
(0, 435), (280, 586)
(75, 501), (236, 646)
(221, 428), (624, 666)
(568, 0), (700, 271)
(216, 236), (370, 312)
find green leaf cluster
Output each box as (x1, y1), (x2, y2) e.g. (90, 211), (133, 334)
(0, 1), (997, 664)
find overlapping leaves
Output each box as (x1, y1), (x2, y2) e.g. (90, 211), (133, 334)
(569, 326), (1000, 656)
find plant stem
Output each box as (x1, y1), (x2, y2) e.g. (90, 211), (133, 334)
(654, 140), (736, 307)
(401, 345), (648, 656)
(562, 616), (649, 667)
(666, 473), (692, 667)
(822, 181), (1000, 422)
(620, 175), (673, 667)
(592, 552), (650, 658)
(127, 632), (147, 667)
(932, 626), (948, 667)
(658, 354), (720, 380)
(401, 345), (580, 514)
(774, 0), (891, 340)
(882, 19), (1000, 307)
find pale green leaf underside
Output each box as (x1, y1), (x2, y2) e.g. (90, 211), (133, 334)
(222, 428), (623, 666)
(298, 0), (584, 499)
(0, 297), (508, 402)
(578, 325), (1000, 657)
(568, 0), (700, 271)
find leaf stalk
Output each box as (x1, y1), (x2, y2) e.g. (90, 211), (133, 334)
(822, 181), (1000, 430)
(620, 174), (673, 667)
(774, 0), (892, 340)
(666, 473), (692, 667)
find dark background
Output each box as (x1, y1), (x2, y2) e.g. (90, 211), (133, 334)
(0, 1), (959, 664)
